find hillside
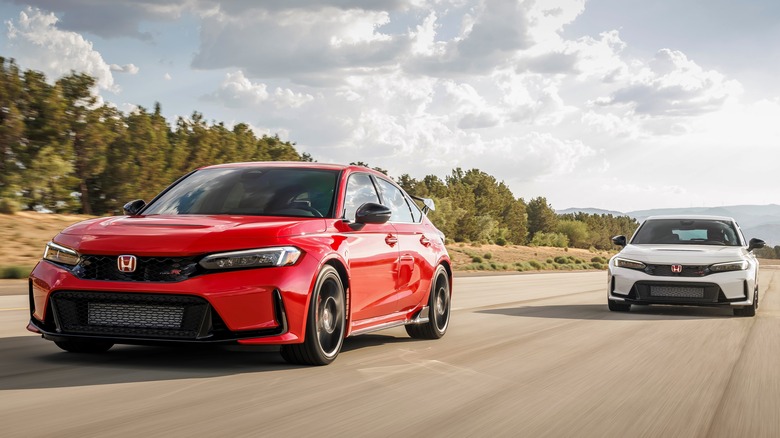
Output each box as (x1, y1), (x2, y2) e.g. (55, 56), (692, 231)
(0, 213), (610, 277)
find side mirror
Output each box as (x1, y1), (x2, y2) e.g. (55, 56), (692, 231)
(123, 199), (146, 216)
(349, 203), (392, 230)
(748, 238), (766, 252)
(612, 235), (627, 247)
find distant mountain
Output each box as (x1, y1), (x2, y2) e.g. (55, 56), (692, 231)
(559, 204), (780, 246)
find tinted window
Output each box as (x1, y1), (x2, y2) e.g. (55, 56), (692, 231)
(376, 178), (414, 223)
(143, 167), (338, 217)
(343, 173), (380, 221)
(631, 219), (741, 246)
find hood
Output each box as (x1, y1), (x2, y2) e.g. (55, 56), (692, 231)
(617, 244), (749, 264)
(55, 215), (328, 256)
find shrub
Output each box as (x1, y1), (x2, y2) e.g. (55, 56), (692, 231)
(0, 266), (31, 279)
(472, 256), (483, 263)
(495, 237), (507, 246)
(0, 198), (19, 214)
(554, 256), (568, 264)
(546, 258), (554, 264)
(591, 262), (605, 270)
(483, 253), (493, 260)
(528, 260), (543, 270)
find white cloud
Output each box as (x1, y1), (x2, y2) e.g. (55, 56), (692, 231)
(110, 63), (139, 74)
(164, 73), (172, 80)
(204, 70), (315, 109)
(5, 7), (117, 91)
(598, 49), (743, 116)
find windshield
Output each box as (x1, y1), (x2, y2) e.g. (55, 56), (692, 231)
(143, 167), (339, 218)
(630, 218), (742, 246)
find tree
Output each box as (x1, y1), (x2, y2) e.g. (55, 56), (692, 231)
(527, 197), (557, 239)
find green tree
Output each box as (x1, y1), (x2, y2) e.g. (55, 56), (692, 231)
(527, 197), (557, 239)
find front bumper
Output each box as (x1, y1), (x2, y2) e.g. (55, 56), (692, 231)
(608, 266), (755, 307)
(27, 256), (319, 346)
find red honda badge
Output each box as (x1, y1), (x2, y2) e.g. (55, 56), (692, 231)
(117, 255), (137, 273)
(671, 264), (683, 273)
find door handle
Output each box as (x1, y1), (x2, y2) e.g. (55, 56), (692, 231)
(385, 234), (398, 246)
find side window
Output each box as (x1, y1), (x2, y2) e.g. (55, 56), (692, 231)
(408, 198), (422, 222)
(376, 178), (414, 223)
(343, 173), (380, 221)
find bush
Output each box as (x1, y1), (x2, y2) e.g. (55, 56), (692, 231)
(591, 256), (607, 263)
(495, 237), (507, 246)
(546, 258), (554, 264)
(472, 256), (483, 263)
(0, 266), (31, 279)
(483, 253), (493, 260)
(554, 256), (568, 264)
(530, 232), (569, 248)
(528, 260), (543, 270)
(591, 262), (605, 270)
(0, 198), (19, 214)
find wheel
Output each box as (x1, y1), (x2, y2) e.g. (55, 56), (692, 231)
(281, 265), (345, 365)
(608, 299), (631, 312)
(734, 287), (758, 317)
(54, 340), (113, 353)
(406, 265), (450, 339)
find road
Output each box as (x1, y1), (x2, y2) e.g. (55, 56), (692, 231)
(2, 270), (780, 437)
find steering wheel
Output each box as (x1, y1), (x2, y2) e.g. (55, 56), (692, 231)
(294, 205), (324, 217)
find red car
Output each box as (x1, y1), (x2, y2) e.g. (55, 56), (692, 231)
(27, 162), (452, 365)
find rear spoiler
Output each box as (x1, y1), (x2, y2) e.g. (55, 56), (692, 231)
(410, 195), (435, 214)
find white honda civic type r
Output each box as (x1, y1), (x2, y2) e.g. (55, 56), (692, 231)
(608, 215), (765, 316)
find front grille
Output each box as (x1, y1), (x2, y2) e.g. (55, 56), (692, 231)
(50, 291), (210, 339)
(632, 281), (723, 304)
(649, 285), (704, 298)
(644, 264), (709, 277)
(73, 256), (200, 282)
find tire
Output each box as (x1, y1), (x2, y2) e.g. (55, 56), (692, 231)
(281, 265), (345, 365)
(608, 299), (631, 312)
(54, 340), (113, 353)
(405, 265), (450, 339)
(734, 287), (758, 317)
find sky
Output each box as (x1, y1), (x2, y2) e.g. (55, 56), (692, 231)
(1, 0), (779, 213)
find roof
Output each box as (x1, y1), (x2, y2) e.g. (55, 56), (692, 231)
(202, 161), (350, 171)
(643, 214), (736, 222)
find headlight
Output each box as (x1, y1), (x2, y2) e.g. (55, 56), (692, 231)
(709, 260), (749, 272)
(199, 247), (301, 270)
(614, 257), (646, 270)
(43, 242), (80, 266)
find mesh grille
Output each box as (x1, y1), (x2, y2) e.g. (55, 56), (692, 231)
(650, 286), (705, 298)
(73, 256), (200, 282)
(51, 291), (209, 339)
(644, 264), (709, 277)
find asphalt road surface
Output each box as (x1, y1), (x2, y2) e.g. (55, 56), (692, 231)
(2, 269), (780, 437)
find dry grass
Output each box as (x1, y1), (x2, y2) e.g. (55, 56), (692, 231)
(1, 212), (94, 268)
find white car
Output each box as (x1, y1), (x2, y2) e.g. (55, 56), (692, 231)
(608, 215), (765, 316)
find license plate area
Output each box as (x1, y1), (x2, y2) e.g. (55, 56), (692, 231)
(650, 286), (704, 298)
(88, 302), (184, 329)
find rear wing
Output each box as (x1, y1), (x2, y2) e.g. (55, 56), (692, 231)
(410, 195), (435, 214)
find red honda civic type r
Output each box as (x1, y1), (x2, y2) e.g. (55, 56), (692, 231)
(27, 162), (452, 365)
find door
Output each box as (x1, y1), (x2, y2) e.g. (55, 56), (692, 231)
(341, 173), (400, 322)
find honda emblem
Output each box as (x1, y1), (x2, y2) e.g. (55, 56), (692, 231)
(671, 264), (683, 273)
(117, 255), (137, 273)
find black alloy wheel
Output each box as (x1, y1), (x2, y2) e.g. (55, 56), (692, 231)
(406, 265), (450, 339)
